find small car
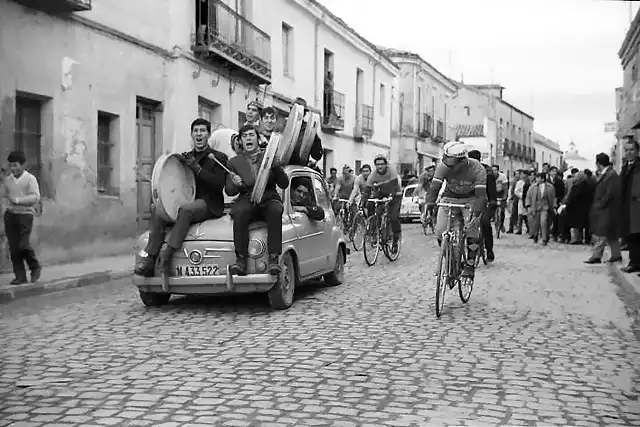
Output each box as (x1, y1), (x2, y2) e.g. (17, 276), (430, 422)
(399, 183), (422, 222)
(132, 166), (347, 310)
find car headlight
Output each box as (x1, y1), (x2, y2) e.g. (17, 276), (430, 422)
(137, 235), (149, 258)
(248, 238), (266, 258)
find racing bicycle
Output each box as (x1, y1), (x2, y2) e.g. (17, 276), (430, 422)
(434, 202), (482, 318)
(421, 205), (436, 235)
(349, 203), (368, 251)
(335, 198), (353, 235)
(362, 196), (402, 266)
(493, 198), (506, 239)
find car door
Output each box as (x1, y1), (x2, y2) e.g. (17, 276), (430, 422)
(288, 173), (326, 277)
(310, 174), (334, 270)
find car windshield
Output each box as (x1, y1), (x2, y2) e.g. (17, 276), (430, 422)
(404, 186), (416, 198)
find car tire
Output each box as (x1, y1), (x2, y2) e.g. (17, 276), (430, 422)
(139, 291), (171, 307)
(324, 245), (345, 286)
(268, 252), (297, 310)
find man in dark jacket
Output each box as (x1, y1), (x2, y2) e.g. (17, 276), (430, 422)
(134, 118), (228, 277)
(468, 150), (497, 261)
(226, 124), (289, 276)
(620, 136), (640, 274)
(585, 153), (622, 263)
(548, 166), (565, 241)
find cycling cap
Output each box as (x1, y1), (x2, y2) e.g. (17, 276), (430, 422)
(442, 140), (468, 158)
(374, 154), (388, 164)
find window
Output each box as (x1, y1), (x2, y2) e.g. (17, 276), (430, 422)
(464, 106), (470, 116)
(14, 95), (43, 192)
(238, 111), (247, 129)
(379, 84), (386, 117)
(198, 97), (219, 127)
(362, 105), (374, 132)
(97, 112), (118, 196)
(290, 176), (316, 207)
(355, 160), (362, 174)
(312, 176), (331, 210)
(282, 23), (293, 77)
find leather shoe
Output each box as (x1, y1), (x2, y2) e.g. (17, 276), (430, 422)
(606, 257), (623, 263)
(583, 258), (601, 264)
(621, 265), (640, 273)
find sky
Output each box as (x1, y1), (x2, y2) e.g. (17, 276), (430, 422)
(318, 0), (639, 161)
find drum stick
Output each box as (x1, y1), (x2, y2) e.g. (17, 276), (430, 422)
(208, 154), (233, 174)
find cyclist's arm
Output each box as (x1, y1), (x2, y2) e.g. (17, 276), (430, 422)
(425, 163), (446, 204)
(348, 177), (361, 204)
(333, 178), (342, 199)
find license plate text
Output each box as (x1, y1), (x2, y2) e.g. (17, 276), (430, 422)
(176, 264), (219, 277)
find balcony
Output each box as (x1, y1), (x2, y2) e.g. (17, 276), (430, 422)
(419, 113), (432, 139)
(322, 90), (345, 132)
(192, 0), (271, 85)
(433, 120), (445, 143)
(11, 0), (91, 13)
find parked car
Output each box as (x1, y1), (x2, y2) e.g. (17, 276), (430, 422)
(132, 166), (347, 310)
(399, 184), (422, 222)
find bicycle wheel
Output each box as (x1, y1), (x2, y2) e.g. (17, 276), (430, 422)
(351, 212), (365, 251)
(494, 209), (502, 239)
(459, 236), (474, 303)
(435, 235), (450, 318)
(383, 218), (401, 262)
(363, 217), (380, 266)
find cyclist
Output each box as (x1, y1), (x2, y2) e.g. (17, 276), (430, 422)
(425, 141), (487, 279)
(492, 164), (508, 232)
(468, 150), (497, 262)
(418, 165), (436, 223)
(361, 155), (402, 253)
(348, 164), (372, 212)
(333, 164), (355, 217)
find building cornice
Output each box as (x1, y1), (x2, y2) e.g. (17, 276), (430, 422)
(388, 55), (457, 94)
(456, 83), (534, 121)
(382, 48), (457, 92)
(619, 8), (640, 67)
(533, 132), (562, 154)
(295, 0), (399, 75)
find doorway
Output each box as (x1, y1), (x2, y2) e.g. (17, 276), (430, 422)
(136, 99), (161, 233)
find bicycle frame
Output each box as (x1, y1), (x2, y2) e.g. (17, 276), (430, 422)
(438, 202), (469, 272)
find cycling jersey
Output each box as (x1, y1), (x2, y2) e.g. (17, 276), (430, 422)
(364, 168), (401, 198)
(334, 174), (355, 199)
(429, 158), (487, 200)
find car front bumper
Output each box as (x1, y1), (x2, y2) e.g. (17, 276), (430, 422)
(132, 267), (277, 295)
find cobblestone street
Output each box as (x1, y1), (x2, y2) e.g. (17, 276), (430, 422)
(1, 225), (639, 426)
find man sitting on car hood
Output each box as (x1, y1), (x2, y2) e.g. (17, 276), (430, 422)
(225, 124), (289, 276)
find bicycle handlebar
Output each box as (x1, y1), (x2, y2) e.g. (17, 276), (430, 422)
(437, 202), (467, 208)
(368, 197), (393, 203)
(337, 198), (350, 203)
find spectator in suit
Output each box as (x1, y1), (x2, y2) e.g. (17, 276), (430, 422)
(585, 153), (622, 264)
(619, 136), (640, 274)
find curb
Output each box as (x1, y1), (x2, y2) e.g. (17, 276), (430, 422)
(607, 263), (640, 302)
(0, 271), (132, 304)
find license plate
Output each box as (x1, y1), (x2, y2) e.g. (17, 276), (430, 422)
(175, 264), (219, 277)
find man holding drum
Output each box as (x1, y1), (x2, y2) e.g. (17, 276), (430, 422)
(226, 124), (289, 276)
(134, 118), (229, 277)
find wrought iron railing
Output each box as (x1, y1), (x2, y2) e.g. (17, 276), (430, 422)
(322, 90), (345, 130)
(194, 0), (271, 76)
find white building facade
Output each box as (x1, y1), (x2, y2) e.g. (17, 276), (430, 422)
(252, 0), (399, 174)
(381, 49), (457, 176)
(449, 83), (535, 180)
(533, 132), (563, 171)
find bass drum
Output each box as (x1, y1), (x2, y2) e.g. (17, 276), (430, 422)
(151, 153), (196, 222)
(209, 127), (240, 157)
(295, 111), (321, 165)
(275, 104), (304, 165)
(251, 133), (282, 204)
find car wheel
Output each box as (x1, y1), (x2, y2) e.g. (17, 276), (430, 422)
(268, 252), (297, 310)
(324, 246), (345, 286)
(139, 290), (171, 307)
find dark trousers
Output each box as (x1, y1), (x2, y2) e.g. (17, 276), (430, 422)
(627, 233), (640, 267)
(4, 211), (40, 280)
(481, 204), (496, 252)
(371, 198), (401, 235)
(508, 199), (518, 231)
(145, 199), (212, 255)
(232, 197), (284, 255)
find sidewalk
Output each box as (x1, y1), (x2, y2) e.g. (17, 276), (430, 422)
(608, 252), (640, 300)
(0, 254), (133, 304)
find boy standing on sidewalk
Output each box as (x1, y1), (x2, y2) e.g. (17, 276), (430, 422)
(2, 151), (41, 284)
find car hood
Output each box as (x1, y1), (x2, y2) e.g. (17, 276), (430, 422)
(178, 215), (267, 242)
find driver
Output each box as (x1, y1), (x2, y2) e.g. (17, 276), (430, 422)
(425, 141), (487, 279)
(360, 154), (402, 253)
